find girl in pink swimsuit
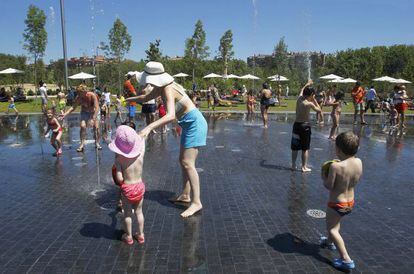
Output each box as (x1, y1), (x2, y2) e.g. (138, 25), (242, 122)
(109, 125), (146, 245)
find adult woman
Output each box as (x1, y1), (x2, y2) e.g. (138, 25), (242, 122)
(260, 82), (273, 128)
(393, 85), (408, 128)
(127, 61), (207, 218)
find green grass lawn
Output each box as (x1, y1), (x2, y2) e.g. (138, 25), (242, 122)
(1, 98), (413, 114)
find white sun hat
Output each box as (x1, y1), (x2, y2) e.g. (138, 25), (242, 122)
(135, 61), (174, 87)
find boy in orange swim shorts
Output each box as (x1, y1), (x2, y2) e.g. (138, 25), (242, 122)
(320, 131), (363, 270)
(109, 125), (146, 245)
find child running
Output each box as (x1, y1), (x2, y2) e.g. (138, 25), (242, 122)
(44, 109), (63, 156)
(320, 131), (363, 270)
(6, 96), (19, 115)
(328, 91), (344, 140)
(109, 125), (146, 245)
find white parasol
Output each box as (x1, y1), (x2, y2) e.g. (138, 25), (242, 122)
(320, 74), (343, 80)
(223, 74), (241, 79)
(68, 72), (96, 80)
(0, 68), (24, 74)
(372, 76), (397, 82)
(203, 73), (223, 79)
(173, 73), (189, 78)
(240, 74), (260, 80)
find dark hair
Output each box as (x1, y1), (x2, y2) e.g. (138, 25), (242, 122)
(121, 121), (136, 130)
(355, 81), (361, 87)
(39, 80), (44, 86)
(126, 74), (132, 80)
(248, 89), (254, 96)
(303, 87), (315, 97)
(262, 82), (269, 89)
(336, 131), (359, 156)
(370, 85), (374, 89)
(334, 91), (345, 101)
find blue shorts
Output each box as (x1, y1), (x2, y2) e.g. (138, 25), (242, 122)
(128, 105), (136, 118)
(142, 104), (156, 114)
(8, 104), (15, 109)
(80, 111), (94, 122)
(178, 109), (208, 149)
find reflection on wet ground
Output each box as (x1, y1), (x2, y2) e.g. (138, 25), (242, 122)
(0, 113), (413, 273)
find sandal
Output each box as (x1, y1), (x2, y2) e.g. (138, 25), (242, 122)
(333, 258), (355, 270)
(76, 146), (84, 152)
(96, 144), (102, 150)
(134, 233), (145, 244)
(122, 234), (134, 245)
(319, 236), (336, 250)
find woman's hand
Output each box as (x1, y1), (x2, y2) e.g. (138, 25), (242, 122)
(138, 127), (151, 139)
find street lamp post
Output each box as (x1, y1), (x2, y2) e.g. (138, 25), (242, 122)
(59, 0), (69, 92)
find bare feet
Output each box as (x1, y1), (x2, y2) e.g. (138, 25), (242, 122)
(302, 166), (312, 172)
(181, 202), (202, 218)
(168, 194), (191, 204)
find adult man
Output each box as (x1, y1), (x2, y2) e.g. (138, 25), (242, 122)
(291, 80), (322, 172)
(365, 86), (377, 113)
(124, 74), (137, 122)
(39, 81), (48, 113)
(60, 84), (101, 152)
(351, 82), (367, 125)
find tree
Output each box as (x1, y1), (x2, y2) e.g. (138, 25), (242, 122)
(23, 5), (47, 88)
(145, 39), (163, 62)
(107, 18), (132, 91)
(272, 37), (289, 76)
(217, 30), (234, 75)
(184, 20), (210, 81)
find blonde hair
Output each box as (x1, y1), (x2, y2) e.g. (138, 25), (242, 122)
(76, 84), (89, 93)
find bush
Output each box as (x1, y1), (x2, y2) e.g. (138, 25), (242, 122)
(27, 90), (34, 96)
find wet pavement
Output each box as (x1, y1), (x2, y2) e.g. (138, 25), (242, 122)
(0, 113), (413, 274)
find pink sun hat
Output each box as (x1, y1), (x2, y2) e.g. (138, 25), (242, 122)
(108, 125), (144, 158)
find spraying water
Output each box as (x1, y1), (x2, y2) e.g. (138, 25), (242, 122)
(302, 10), (312, 80)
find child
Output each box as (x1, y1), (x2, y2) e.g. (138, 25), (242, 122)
(389, 104), (398, 127)
(6, 96), (19, 115)
(114, 94), (125, 124)
(57, 90), (67, 115)
(157, 97), (167, 133)
(328, 91), (344, 140)
(320, 131), (363, 270)
(44, 109), (63, 156)
(109, 125), (146, 245)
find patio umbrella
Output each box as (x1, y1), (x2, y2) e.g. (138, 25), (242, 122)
(328, 78), (357, 83)
(223, 74), (240, 79)
(373, 76), (397, 82)
(390, 78), (412, 84)
(173, 73), (189, 78)
(0, 68), (24, 74)
(269, 76), (289, 82)
(68, 72), (96, 80)
(203, 73), (223, 79)
(268, 74), (289, 81)
(240, 74), (260, 80)
(320, 74), (343, 80)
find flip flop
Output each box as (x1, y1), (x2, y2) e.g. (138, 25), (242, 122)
(122, 234), (134, 245)
(134, 233), (145, 244)
(333, 258), (355, 270)
(76, 147), (84, 152)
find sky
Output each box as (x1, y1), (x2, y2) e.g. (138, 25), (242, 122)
(1, 0), (414, 63)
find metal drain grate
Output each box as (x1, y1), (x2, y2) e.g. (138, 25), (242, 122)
(306, 209), (326, 219)
(100, 201), (118, 210)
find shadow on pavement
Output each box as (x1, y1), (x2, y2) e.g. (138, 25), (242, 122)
(259, 160), (294, 171)
(145, 190), (189, 210)
(267, 233), (332, 267)
(79, 211), (123, 240)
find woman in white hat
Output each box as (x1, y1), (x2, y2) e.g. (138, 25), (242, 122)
(127, 61), (207, 218)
